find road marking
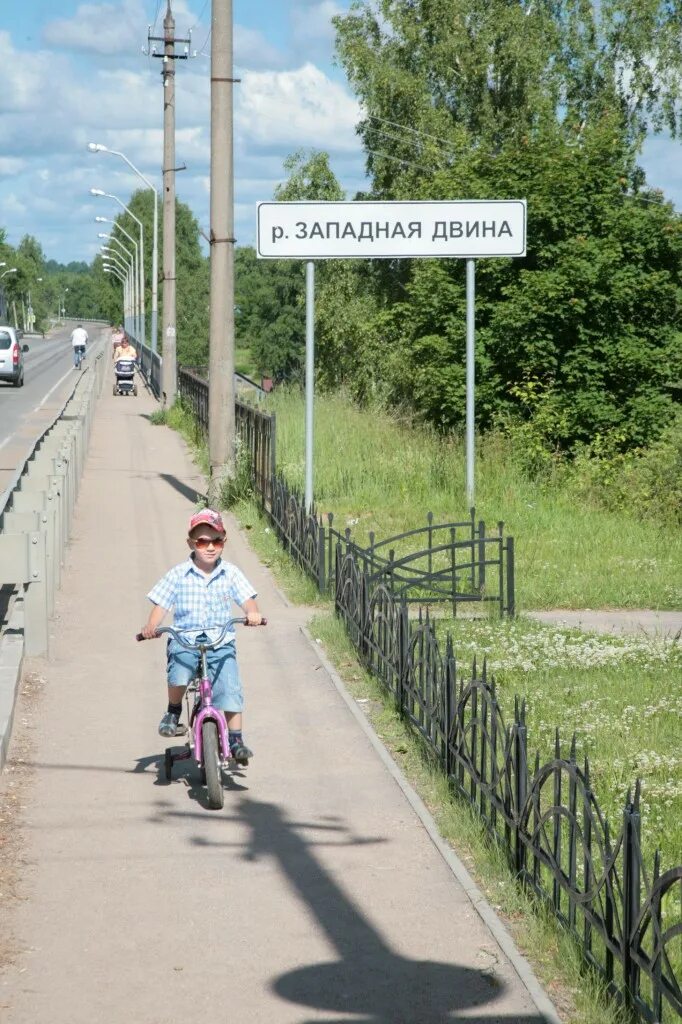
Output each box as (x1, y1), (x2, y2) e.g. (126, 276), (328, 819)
(32, 365), (75, 413)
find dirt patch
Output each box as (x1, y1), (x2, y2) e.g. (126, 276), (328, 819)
(0, 667), (46, 970)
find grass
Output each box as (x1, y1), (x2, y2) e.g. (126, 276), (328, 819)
(235, 345), (259, 380)
(263, 389), (682, 610)
(435, 617), (681, 868)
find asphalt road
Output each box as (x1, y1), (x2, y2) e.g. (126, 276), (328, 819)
(0, 326), (82, 443)
(0, 322), (108, 496)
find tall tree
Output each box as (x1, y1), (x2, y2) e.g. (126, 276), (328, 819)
(325, 0), (682, 449)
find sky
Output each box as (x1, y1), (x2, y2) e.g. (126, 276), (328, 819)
(0, 0), (679, 266)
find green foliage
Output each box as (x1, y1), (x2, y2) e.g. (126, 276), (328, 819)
(264, 387), (682, 609)
(218, 434), (254, 509)
(274, 149), (346, 203)
(236, 247), (305, 382)
(569, 410), (682, 526)
(234, 150), (346, 383)
(321, 0), (682, 454)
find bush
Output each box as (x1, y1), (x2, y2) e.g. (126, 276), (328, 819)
(569, 411), (682, 526)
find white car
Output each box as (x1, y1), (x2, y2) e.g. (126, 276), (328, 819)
(0, 325), (29, 387)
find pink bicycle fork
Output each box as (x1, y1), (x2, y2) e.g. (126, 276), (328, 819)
(192, 677), (230, 766)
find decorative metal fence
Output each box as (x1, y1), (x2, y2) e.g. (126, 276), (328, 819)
(177, 367), (514, 614)
(265, 464), (515, 614)
(334, 562), (682, 1023)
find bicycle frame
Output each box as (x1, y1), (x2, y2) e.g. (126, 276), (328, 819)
(189, 646), (230, 767)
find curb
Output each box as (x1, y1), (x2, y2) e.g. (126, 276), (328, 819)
(301, 624), (563, 1024)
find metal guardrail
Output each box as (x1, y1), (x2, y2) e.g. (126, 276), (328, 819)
(133, 337), (162, 398)
(0, 343), (107, 768)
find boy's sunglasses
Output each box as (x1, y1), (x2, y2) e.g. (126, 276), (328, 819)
(193, 536), (225, 549)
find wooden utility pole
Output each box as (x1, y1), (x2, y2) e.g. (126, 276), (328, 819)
(207, 0), (236, 505)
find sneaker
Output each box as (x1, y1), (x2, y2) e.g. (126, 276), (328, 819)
(158, 711), (180, 738)
(230, 740), (253, 765)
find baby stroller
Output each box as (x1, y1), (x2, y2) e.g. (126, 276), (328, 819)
(113, 358), (138, 396)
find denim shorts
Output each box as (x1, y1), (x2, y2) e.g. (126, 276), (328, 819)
(166, 638), (243, 712)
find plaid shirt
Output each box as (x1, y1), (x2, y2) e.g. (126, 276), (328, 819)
(147, 556), (256, 643)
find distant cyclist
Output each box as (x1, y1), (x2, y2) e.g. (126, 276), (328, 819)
(71, 324), (88, 369)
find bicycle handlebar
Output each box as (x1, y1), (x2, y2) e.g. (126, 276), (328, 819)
(136, 617), (267, 650)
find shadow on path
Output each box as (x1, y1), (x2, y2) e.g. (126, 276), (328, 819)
(159, 472), (206, 505)
(159, 796), (545, 1024)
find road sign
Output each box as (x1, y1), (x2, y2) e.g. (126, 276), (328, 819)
(257, 200), (526, 260)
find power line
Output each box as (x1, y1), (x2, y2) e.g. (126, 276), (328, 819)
(366, 125), (454, 163)
(189, 0), (210, 35)
(366, 114), (459, 156)
(150, 0), (162, 36)
(365, 148), (436, 174)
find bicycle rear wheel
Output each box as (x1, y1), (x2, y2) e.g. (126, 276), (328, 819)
(202, 721), (224, 810)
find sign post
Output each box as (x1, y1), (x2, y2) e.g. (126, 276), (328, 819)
(305, 261), (315, 512)
(465, 259), (476, 507)
(257, 199), (527, 511)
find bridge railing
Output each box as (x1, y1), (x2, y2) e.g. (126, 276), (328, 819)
(0, 341), (107, 769)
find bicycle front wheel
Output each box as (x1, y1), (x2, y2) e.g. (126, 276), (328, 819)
(201, 721), (224, 810)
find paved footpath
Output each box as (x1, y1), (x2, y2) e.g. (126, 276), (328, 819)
(0, 383), (557, 1024)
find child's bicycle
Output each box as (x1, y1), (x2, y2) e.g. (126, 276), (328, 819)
(136, 617), (266, 810)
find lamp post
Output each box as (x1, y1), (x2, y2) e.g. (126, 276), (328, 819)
(92, 194), (146, 348)
(98, 229), (140, 342)
(87, 143), (158, 355)
(102, 248), (134, 333)
(104, 265), (127, 324)
(104, 263), (132, 333)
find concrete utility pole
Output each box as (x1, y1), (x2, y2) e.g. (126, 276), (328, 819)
(149, 2), (190, 404)
(161, 1), (177, 404)
(207, 0), (237, 506)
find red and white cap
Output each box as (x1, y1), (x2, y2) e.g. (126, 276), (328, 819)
(188, 509), (226, 535)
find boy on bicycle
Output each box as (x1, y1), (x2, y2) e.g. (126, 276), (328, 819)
(140, 509), (262, 764)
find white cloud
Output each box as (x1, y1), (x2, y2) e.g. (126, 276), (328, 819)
(0, 17), (367, 261)
(291, 1), (343, 50)
(234, 26), (287, 71)
(0, 157), (26, 177)
(42, 0), (146, 55)
(237, 63), (360, 152)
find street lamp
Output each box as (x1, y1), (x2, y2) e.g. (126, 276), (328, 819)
(97, 228), (141, 342)
(87, 142), (158, 355)
(92, 193), (146, 348)
(0, 268), (18, 279)
(101, 247), (134, 333)
(59, 285), (69, 323)
(104, 265), (129, 325)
